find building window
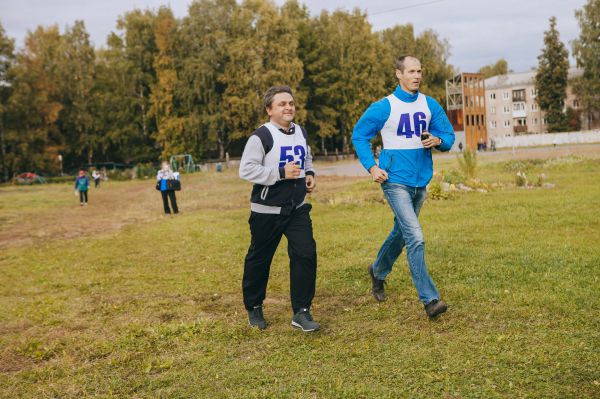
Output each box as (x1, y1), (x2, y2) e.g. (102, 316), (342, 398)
(491, 120), (497, 128)
(503, 105), (510, 113)
(503, 91), (509, 99)
(543, 118), (548, 125)
(533, 118), (538, 125)
(513, 103), (525, 111)
(531, 88), (537, 97)
(512, 89), (526, 102)
(490, 93), (496, 100)
(573, 100), (580, 109)
(503, 120), (511, 127)
(491, 106), (496, 114)
(531, 103), (538, 111)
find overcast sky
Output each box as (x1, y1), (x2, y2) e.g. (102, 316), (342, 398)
(0, 0), (587, 73)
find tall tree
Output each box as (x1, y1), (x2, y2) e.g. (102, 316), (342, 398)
(177, 0), (237, 160)
(306, 9), (386, 153)
(535, 16), (569, 133)
(58, 21), (97, 166)
(149, 6), (185, 159)
(478, 58), (509, 78)
(115, 9), (160, 161)
(220, 0), (304, 154)
(0, 23), (15, 182)
(7, 26), (64, 175)
(571, 0), (600, 129)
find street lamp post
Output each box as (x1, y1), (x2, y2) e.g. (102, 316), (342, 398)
(58, 154), (63, 177)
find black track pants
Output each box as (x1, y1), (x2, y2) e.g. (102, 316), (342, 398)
(242, 204), (317, 313)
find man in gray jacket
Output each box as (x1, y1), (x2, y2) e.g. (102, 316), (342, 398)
(239, 85), (319, 332)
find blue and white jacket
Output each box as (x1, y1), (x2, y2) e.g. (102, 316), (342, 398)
(352, 86), (455, 188)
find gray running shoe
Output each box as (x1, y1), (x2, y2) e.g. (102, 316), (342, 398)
(291, 308), (320, 332)
(368, 264), (386, 302)
(247, 305), (267, 330)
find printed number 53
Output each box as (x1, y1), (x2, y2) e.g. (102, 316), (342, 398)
(279, 145), (306, 169)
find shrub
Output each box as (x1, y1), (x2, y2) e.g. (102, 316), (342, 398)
(457, 150), (477, 179)
(427, 181), (449, 200)
(441, 169), (465, 185)
(516, 171), (528, 187)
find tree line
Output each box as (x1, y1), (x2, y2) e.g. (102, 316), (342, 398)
(0, 0), (454, 181)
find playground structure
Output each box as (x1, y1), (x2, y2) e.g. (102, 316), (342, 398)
(169, 154), (195, 173)
(14, 172), (47, 185)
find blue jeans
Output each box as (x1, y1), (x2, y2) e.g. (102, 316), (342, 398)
(372, 182), (439, 304)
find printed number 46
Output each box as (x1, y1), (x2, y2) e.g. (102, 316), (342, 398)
(279, 145), (306, 169)
(397, 112), (426, 138)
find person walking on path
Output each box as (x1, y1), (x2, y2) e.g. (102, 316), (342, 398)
(92, 170), (101, 188)
(239, 85), (319, 332)
(156, 161), (179, 215)
(352, 55), (455, 319)
(74, 170), (90, 206)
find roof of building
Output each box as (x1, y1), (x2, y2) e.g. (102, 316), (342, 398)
(484, 67), (582, 89)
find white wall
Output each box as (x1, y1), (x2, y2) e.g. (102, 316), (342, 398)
(493, 130), (600, 148)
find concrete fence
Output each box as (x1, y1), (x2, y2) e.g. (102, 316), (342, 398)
(493, 130), (600, 148)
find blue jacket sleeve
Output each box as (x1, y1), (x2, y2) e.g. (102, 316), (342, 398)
(426, 96), (455, 152)
(352, 98), (390, 172)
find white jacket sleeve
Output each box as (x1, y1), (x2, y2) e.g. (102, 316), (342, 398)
(305, 145), (314, 175)
(239, 135), (281, 186)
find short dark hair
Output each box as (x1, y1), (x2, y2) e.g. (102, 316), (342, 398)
(263, 85), (294, 109)
(395, 55), (419, 73)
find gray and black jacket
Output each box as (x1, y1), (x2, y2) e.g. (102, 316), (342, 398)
(239, 122), (314, 215)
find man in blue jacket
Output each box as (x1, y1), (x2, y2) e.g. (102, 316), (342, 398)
(352, 55), (455, 319)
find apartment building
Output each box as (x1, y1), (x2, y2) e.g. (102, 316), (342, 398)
(485, 68), (585, 138)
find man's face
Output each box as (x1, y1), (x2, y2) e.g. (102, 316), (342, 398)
(266, 92), (295, 127)
(396, 57), (422, 93)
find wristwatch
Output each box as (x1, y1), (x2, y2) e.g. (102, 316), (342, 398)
(438, 137), (443, 146)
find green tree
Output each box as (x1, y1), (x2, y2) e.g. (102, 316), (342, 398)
(478, 58), (509, 78)
(115, 9), (160, 161)
(0, 23), (15, 182)
(571, 0), (600, 129)
(220, 0), (304, 151)
(176, 0), (238, 160)
(535, 16), (569, 133)
(7, 26), (64, 175)
(58, 21), (97, 166)
(148, 6), (185, 159)
(306, 9), (386, 153)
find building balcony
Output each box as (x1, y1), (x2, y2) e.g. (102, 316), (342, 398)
(513, 125), (528, 134)
(512, 110), (527, 118)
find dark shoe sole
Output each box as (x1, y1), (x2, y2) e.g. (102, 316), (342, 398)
(291, 320), (320, 332)
(248, 320), (267, 330)
(368, 265), (386, 302)
(426, 301), (448, 319)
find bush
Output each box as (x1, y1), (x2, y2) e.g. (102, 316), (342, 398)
(427, 181), (449, 200)
(46, 176), (75, 184)
(106, 168), (135, 181)
(457, 150), (477, 179)
(441, 169), (465, 185)
(134, 163), (157, 179)
(516, 171), (527, 187)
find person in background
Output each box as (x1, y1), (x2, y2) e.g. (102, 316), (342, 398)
(92, 170), (101, 188)
(74, 170), (90, 206)
(156, 161), (179, 215)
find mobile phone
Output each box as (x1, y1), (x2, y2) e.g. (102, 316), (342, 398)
(421, 132), (430, 141)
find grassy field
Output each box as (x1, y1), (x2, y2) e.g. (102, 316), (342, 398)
(1, 152), (599, 398)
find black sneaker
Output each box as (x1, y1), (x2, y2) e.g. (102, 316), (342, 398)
(368, 264), (386, 302)
(247, 305), (267, 330)
(291, 308), (320, 332)
(425, 299), (448, 319)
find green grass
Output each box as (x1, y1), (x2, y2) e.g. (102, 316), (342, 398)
(1, 156), (599, 398)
